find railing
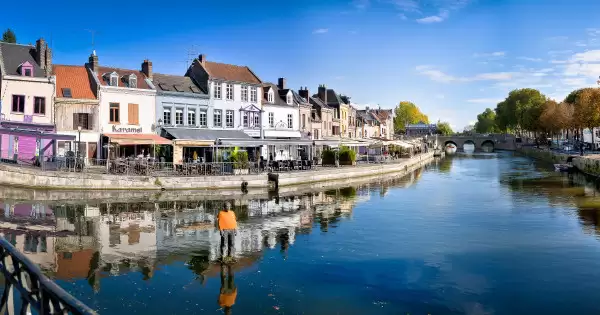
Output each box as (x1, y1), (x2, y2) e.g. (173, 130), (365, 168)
(0, 237), (96, 315)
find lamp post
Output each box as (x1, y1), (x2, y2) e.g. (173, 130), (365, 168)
(77, 125), (82, 160)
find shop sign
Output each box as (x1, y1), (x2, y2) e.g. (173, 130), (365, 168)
(112, 125), (142, 133)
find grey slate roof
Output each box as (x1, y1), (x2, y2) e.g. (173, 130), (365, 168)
(0, 42), (45, 78)
(152, 73), (207, 94)
(309, 96), (330, 109)
(162, 128), (251, 141)
(263, 83), (295, 106)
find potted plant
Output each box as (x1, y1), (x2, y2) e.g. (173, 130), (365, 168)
(339, 146), (357, 166)
(231, 148), (249, 175)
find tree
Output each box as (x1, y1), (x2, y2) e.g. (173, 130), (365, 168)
(393, 101), (429, 133)
(437, 121), (453, 135)
(574, 88), (600, 145)
(1, 29), (16, 43)
(474, 108), (497, 134)
(493, 88), (546, 135)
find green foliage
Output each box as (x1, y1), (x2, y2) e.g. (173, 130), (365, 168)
(338, 146), (356, 165)
(437, 121), (453, 135)
(492, 88), (546, 133)
(393, 101), (429, 133)
(474, 108), (497, 133)
(322, 149), (336, 165)
(228, 148), (249, 169)
(1, 29), (16, 43)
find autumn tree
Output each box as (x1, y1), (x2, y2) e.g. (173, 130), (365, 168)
(474, 108), (497, 134)
(1, 28), (16, 43)
(393, 101), (429, 133)
(437, 121), (453, 135)
(493, 88), (546, 135)
(574, 88), (600, 145)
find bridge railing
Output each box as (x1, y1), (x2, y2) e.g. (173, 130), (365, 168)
(0, 237), (96, 315)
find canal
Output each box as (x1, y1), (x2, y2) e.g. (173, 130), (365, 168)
(3, 151), (600, 314)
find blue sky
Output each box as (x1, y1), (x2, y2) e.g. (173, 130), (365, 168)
(3, 0), (600, 130)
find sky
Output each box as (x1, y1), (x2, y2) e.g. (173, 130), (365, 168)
(3, 0), (600, 131)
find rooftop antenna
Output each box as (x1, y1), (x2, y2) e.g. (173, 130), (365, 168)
(85, 29), (97, 54)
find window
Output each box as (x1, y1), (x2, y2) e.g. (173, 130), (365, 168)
(287, 94), (293, 105)
(175, 109), (184, 125)
(32, 97), (45, 115)
(268, 92), (274, 103)
(214, 109), (222, 127)
(213, 82), (222, 99)
(287, 114), (293, 129)
(129, 75), (137, 88)
(62, 88), (72, 98)
(302, 114), (306, 129)
(110, 73), (118, 86)
(226, 83), (234, 100)
(11, 95), (25, 113)
(243, 112), (249, 127)
(241, 85), (248, 102)
(199, 110), (207, 127)
(250, 87), (257, 102)
(128, 103), (139, 125)
(73, 113), (91, 130)
(254, 114), (260, 127)
(188, 110), (196, 126)
(269, 112), (274, 127)
(226, 110), (234, 128)
(109, 103), (120, 123)
(24, 68), (32, 77)
(163, 109), (171, 125)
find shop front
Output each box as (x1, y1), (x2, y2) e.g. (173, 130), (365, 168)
(102, 133), (172, 160)
(0, 120), (64, 164)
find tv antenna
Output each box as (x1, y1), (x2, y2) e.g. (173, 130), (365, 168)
(85, 29), (97, 52)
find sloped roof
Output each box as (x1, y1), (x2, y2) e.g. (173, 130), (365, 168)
(203, 61), (261, 84)
(53, 65), (96, 99)
(262, 83), (295, 106)
(96, 66), (152, 89)
(152, 73), (206, 94)
(0, 42), (45, 77)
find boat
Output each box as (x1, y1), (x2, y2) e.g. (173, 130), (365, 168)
(554, 164), (572, 172)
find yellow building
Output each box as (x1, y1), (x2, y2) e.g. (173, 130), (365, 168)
(340, 103), (349, 138)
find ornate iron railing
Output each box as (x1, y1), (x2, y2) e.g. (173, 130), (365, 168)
(0, 237), (96, 315)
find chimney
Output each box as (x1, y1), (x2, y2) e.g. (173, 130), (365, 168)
(318, 84), (327, 104)
(277, 78), (286, 90)
(198, 54), (206, 66)
(298, 86), (310, 102)
(142, 59), (153, 80)
(35, 38), (47, 74)
(366, 106), (370, 111)
(45, 43), (52, 76)
(88, 51), (99, 72)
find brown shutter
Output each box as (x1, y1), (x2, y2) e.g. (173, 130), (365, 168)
(128, 103), (139, 125)
(73, 113), (78, 130)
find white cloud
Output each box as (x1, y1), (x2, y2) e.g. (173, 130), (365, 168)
(574, 41), (587, 47)
(546, 36), (568, 41)
(467, 98), (502, 104)
(562, 77), (589, 86)
(517, 56), (542, 62)
(389, 0), (420, 12)
(570, 50), (600, 62)
(353, 0), (370, 9)
(435, 94), (445, 99)
(473, 72), (513, 80)
(385, 0), (470, 23)
(415, 65), (514, 83)
(473, 51), (505, 58)
(550, 59), (568, 64)
(416, 10), (448, 23)
(398, 13), (408, 20)
(548, 50), (573, 56)
(313, 28), (329, 34)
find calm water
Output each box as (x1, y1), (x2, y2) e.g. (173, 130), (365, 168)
(3, 152), (600, 314)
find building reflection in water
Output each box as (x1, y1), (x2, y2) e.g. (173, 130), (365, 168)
(0, 168), (424, 291)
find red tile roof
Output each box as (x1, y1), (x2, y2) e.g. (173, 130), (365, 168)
(96, 66), (152, 89)
(53, 65), (97, 99)
(203, 61), (261, 84)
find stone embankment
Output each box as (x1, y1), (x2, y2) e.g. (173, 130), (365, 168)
(519, 147), (600, 176)
(0, 152), (435, 190)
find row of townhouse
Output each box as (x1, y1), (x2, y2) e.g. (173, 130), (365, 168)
(0, 39), (394, 164)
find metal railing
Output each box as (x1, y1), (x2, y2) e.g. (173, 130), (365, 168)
(0, 237), (96, 315)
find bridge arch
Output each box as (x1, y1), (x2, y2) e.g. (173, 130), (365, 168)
(463, 140), (476, 152)
(481, 140), (495, 152)
(444, 140), (458, 148)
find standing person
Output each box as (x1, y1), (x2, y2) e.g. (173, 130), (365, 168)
(218, 264), (237, 315)
(218, 202), (238, 260)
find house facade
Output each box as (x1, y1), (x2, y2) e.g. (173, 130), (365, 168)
(314, 85), (341, 138)
(86, 54), (166, 159)
(53, 64), (100, 159)
(186, 54), (263, 139)
(0, 39), (60, 162)
(372, 108), (394, 139)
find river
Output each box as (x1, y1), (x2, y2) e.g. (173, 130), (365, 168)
(2, 151), (600, 314)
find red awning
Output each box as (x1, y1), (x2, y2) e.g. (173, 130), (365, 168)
(104, 133), (171, 145)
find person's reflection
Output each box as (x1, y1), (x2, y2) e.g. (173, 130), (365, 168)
(218, 264), (237, 315)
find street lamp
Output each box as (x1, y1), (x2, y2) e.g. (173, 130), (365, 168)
(77, 125), (82, 159)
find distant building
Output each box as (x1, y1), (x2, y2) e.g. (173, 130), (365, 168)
(405, 122), (438, 136)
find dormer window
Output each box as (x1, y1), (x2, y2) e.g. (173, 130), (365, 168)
(268, 91), (274, 103)
(286, 93), (293, 105)
(19, 61), (34, 77)
(128, 74), (137, 88)
(109, 72), (118, 86)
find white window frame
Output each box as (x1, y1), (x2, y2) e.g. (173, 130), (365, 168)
(226, 110), (234, 128)
(269, 112), (274, 128)
(187, 109), (196, 126)
(287, 114), (293, 129)
(110, 73), (118, 86)
(226, 83), (234, 100)
(214, 109), (222, 127)
(129, 74), (137, 88)
(250, 86), (257, 102)
(254, 114), (260, 127)
(241, 85), (248, 102)
(175, 109), (184, 126)
(163, 109), (171, 125)
(268, 91), (274, 103)
(213, 82), (222, 99)
(199, 109), (207, 128)
(243, 112), (249, 127)
(287, 93), (292, 105)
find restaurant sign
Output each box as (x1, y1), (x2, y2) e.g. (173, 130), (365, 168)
(112, 125), (142, 133)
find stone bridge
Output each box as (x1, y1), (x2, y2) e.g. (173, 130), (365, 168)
(436, 134), (517, 151)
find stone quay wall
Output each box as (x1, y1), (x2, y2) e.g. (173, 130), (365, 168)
(0, 152), (435, 190)
(518, 147), (600, 176)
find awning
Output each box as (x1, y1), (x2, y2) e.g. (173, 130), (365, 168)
(263, 130), (302, 138)
(217, 138), (313, 147)
(0, 128), (75, 140)
(104, 133), (171, 145)
(162, 128), (251, 141)
(392, 140), (414, 149)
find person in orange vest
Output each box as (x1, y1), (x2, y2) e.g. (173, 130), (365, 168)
(218, 264), (237, 315)
(218, 202), (238, 260)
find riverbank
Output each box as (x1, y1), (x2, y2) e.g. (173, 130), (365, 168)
(0, 152), (434, 190)
(518, 147), (600, 176)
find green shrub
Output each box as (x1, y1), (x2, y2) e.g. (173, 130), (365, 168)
(339, 146), (356, 165)
(322, 149), (336, 165)
(229, 150), (249, 169)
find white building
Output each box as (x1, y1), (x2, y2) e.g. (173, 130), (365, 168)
(86, 54), (170, 158)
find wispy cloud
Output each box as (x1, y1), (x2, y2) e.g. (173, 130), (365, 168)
(416, 10), (448, 23)
(467, 98), (502, 104)
(382, 0), (470, 23)
(435, 94), (445, 99)
(352, 0), (370, 9)
(548, 50), (573, 56)
(398, 13), (407, 20)
(546, 36), (568, 42)
(313, 28), (329, 34)
(473, 51), (505, 58)
(517, 56), (542, 62)
(389, 0), (420, 12)
(415, 65), (514, 83)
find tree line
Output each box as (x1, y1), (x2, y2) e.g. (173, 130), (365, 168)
(473, 87), (600, 143)
(393, 101), (453, 135)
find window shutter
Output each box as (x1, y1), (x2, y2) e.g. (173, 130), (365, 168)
(88, 113), (94, 130)
(73, 113), (78, 130)
(128, 104), (139, 125)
